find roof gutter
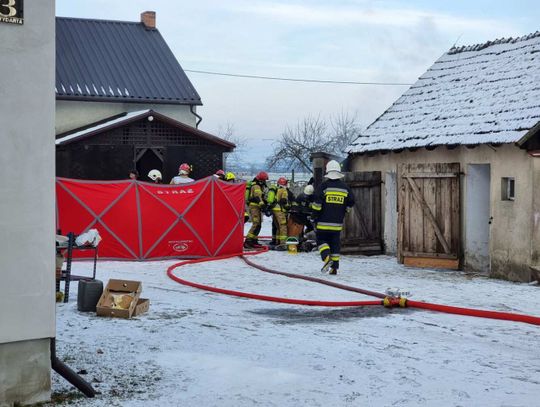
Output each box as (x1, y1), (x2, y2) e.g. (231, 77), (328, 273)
(190, 105), (202, 128)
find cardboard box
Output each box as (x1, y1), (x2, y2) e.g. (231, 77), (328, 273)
(96, 279), (142, 319)
(133, 298), (150, 316)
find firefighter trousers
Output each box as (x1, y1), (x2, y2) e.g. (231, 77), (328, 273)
(316, 229), (341, 270)
(246, 206), (262, 241)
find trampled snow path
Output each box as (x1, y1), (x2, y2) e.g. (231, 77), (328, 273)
(49, 247), (540, 406)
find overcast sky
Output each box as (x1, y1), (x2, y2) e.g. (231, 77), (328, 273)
(56, 1), (540, 164)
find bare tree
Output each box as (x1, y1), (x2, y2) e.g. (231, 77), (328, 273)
(329, 110), (361, 154)
(217, 122), (247, 171)
(266, 115), (332, 172)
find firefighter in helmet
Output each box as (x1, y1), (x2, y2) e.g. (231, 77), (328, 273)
(288, 184), (315, 249)
(267, 177), (293, 248)
(148, 169), (163, 184)
(311, 160), (355, 274)
(225, 172), (236, 182)
(170, 163), (194, 184)
(214, 169), (226, 180)
(244, 171), (269, 248)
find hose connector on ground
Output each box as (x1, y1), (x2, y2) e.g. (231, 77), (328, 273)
(383, 296), (408, 308)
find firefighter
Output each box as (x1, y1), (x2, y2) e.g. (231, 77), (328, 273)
(267, 177), (292, 248)
(244, 171), (269, 248)
(265, 182), (278, 246)
(311, 160), (355, 274)
(148, 169), (163, 184)
(214, 169), (226, 180)
(225, 172), (236, 182)
(288, 184), (315, 249)
(292, 184), (314, 232)
(170, 163), (194, 184)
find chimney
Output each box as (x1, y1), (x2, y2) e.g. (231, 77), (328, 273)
(140, 11), (156, 29)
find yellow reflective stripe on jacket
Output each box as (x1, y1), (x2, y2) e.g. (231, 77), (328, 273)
(324, 187), (348, 194)
(325, 191), (348, 197)
(311, 202), (322, 211)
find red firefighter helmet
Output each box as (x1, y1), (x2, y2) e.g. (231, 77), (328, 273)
(179, 163), (191, 174)
(277, 177), (288, 186)
(255, 171), (269, 181)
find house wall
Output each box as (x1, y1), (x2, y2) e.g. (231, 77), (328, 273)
(350, 144), (534, 282)
(56, 100), (197, 134)
(0, 0), (56, 405)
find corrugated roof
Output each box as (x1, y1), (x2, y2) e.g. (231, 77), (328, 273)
(347, 31), (540, 153)
(56, 17), (202, 105)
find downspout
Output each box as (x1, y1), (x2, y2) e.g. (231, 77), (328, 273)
(190, 105), (202, 128)
(51, 338), (96, 397)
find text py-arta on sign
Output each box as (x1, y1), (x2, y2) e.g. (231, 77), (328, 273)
(0, 0), (23, 25)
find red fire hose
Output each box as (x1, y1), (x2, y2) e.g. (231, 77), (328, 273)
(406, 300), (540, 325)
(166, 249), (381, 307)
(166, 250), (540, 326)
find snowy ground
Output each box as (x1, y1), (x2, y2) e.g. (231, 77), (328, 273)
(49, 225), (540, 406)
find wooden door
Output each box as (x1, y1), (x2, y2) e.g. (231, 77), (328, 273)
(341, 171), (383, 255)
(398, 163), (460, 269)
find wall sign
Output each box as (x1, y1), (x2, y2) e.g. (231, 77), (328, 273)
(0, 0), (23, 25)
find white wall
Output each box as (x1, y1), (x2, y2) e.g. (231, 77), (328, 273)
(56, 100), (197, 134)
(0, 0), (56, 343)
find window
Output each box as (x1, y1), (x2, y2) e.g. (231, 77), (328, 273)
(501, 177), (515, 201)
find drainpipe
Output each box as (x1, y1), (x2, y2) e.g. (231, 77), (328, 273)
(51, 338), (96, 397)
(190, 105), (202, 128)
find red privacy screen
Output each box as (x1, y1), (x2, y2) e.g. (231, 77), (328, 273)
(56, 177), (245, 259)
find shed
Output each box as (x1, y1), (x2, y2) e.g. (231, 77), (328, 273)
(346, 31), (540, 282)
(56, 110), (235, 181)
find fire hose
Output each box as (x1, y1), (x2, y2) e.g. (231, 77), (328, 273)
(166, 249), (540, 326)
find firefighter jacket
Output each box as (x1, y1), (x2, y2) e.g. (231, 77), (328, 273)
(311, 179), (355, 231)
(247, 180), (266, 208)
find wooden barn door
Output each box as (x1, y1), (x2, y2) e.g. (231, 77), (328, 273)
(398, 163), (460, 269)
(341, 171), (383, 255)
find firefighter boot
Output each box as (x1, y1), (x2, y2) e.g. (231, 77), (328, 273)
(321, 256), (334, 273)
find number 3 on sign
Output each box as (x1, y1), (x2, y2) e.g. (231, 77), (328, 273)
(0, 0), (17, 17)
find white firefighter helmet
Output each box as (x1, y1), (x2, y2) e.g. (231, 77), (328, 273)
(325, 160), (344, 179)
(148, 169), (162, 181)
(303, 185), (314, 195)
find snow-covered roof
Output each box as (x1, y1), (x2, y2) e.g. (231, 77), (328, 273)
(347, 32), (540, 153)
(55, 110), (150, 145)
